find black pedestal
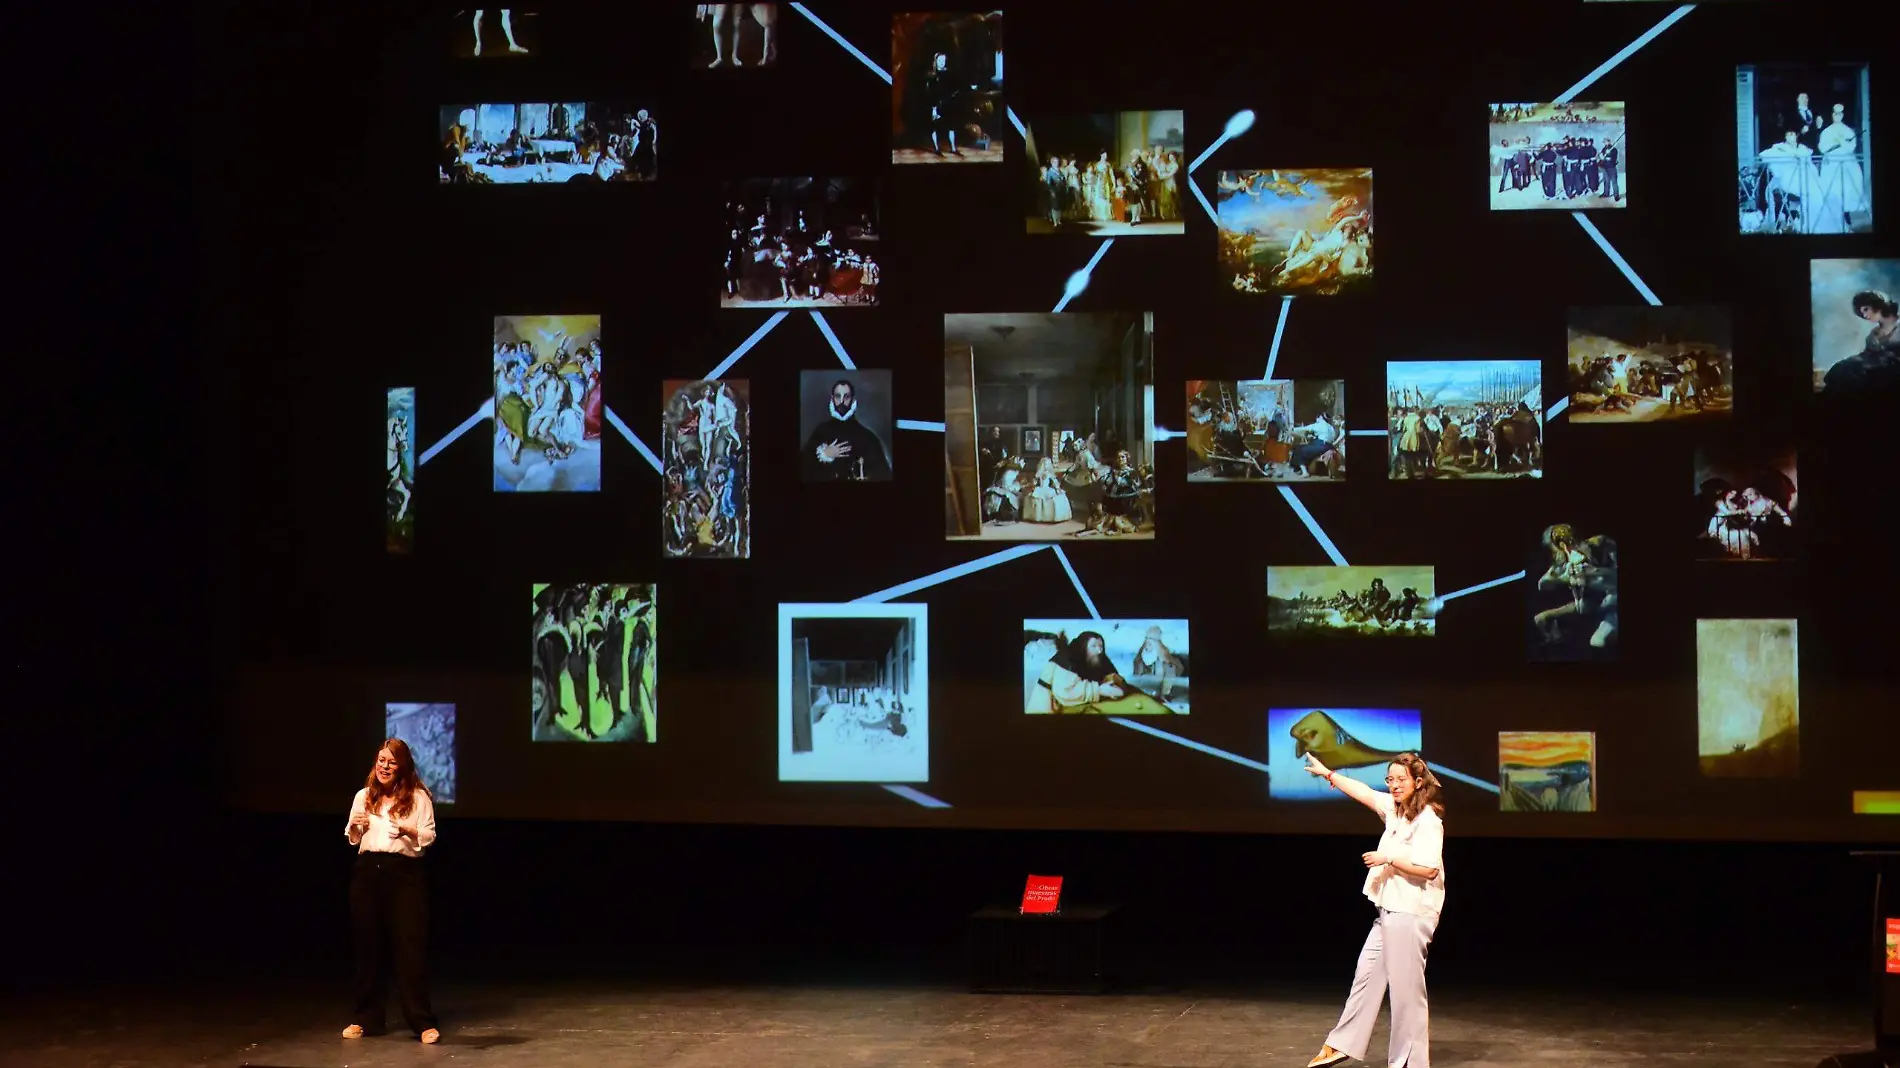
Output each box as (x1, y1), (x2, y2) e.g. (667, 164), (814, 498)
(966, 905), (1115, 994)
(1855, 852), (1900, 1057)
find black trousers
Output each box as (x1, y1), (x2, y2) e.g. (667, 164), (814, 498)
(350, 852), (438, 1034)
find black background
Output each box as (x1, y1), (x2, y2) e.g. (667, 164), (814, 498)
(34, 0), (1895, 1004)
(214, 1), (1896, 841)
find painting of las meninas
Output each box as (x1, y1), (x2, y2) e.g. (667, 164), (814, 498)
(946, 313), (1156, 540)
(493, 316), (602, 492)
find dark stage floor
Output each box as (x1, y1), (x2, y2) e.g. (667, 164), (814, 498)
(3, 977), (1867, 1068)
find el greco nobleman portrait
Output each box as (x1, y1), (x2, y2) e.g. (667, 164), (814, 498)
(799, 370), (894, 482)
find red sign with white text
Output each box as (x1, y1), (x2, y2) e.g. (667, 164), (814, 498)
(1886, 919), (1899, 975)
(1022, 874), (1063, 914)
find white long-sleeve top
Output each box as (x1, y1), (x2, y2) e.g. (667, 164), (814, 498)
(345, 787), (437, 857)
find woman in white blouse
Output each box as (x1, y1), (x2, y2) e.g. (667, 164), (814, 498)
(340, 739), (441, 1045)
(1302, 750), (1446, 1068)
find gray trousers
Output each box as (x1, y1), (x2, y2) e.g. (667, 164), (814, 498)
(1325, 907), (1437, 1067)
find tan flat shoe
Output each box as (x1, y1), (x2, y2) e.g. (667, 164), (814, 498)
(420, 1029), (441, 1044)
(341, 1025), (364, 1039)
(1308, 1046), (1349, 1067)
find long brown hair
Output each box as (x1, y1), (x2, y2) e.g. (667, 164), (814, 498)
(1391, 752), (1445, 822)
(363, 738), (430, 820)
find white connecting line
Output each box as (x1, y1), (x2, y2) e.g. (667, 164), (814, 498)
(788, 3), (890, 84)
(811, 313), (941, 433)
(1264, 296), (1294, 380)
(419, 315), (800, 474)
(704, 311), (789, 381)
(1339, 11), (1692, 443)
(1174, 115), (1358, 577)
(1553, 4), (1693, 306)
(417, 398), (492, 467)
(1185, 109), (1255, 225)
(1053, 238), (1117, 313)
(748, 12), (1617, 806)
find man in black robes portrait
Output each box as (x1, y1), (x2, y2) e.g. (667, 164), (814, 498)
(800, 377), (893, 481)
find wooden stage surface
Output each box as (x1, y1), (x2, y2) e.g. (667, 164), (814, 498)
(3, 975), (1867, 1068)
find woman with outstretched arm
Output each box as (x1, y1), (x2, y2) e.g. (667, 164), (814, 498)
(1302, 750), (1446, 1068)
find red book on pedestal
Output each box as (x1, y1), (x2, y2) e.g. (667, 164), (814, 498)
(1021, 874), (1064, 915)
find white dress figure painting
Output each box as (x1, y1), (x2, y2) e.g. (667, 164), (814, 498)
(1814, 108), (1867, 235)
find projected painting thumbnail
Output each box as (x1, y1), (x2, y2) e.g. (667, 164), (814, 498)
(1387, 360), (1542, 480)
(1499, 731), (1595, 814)
(1854, 792), (1900, 815)
(1812, 259), (1900, 393)
(1696, 618), (1799, 778)
(493, 316), (602, 492)
(695, 2), (778, 68)
(1488, 102), (1625, 210)
(1216, 168), (1373, 295)
(946, 312), (1156, 540)
(892, 11), (1004, 165)
(1737, 63), (1872, 235)
(780, 603), (928, 783)
(1527, 524), (1618, 661)
(1565, 307), (1734, 423)
(1267, 566), (1435, 637)
(1693, 441), (1795, 562)
(1186, 379), (1345, 482)
(532, 584), (657, 743)
(386, 704), (457, 804)
(663, 379), (750, 559)
(799, 370), (893, 482)
(451, 8), (535, 57)
(440, 103), (660, 184)
(1269, 708), (1422, 802)
(1023, 619), (1189, 715)
(385, 387), (415, 554)
(1026, 111), (1185, 235)
(721, 178), (881, 308)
